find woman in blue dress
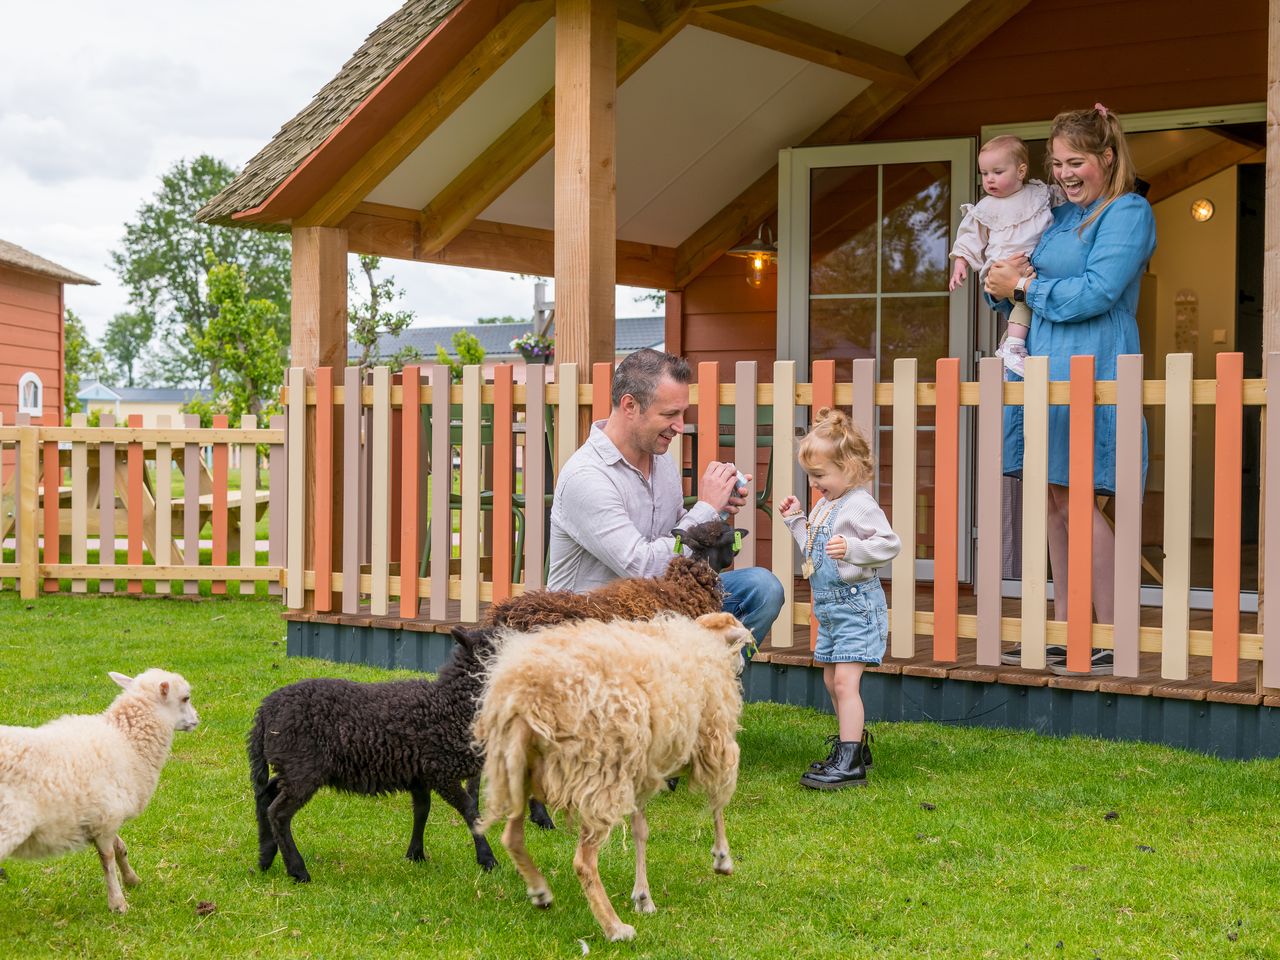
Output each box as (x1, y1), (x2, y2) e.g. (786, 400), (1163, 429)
(985, 105), (1156, 675)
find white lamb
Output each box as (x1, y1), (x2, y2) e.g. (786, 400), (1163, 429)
(0, 669), (199, 913)
(475, 612), (749, 942)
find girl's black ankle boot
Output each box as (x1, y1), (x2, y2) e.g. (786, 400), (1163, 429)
(800, 740), (867, 789)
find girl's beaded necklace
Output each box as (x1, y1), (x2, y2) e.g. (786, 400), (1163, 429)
(801, 494), (845, 579)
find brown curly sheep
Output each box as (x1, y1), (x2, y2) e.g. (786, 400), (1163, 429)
(474, 611), (750, 942)
(483, 518), (744, 632)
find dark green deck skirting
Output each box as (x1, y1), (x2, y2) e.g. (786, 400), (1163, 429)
(286, 620), (1280, 761)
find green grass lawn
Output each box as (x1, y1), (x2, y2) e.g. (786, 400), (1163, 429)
(1, 595), (1278, 958)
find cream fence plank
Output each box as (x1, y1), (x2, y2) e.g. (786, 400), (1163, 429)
(1162, 353), (1194, 681)
(342, 366), (362, 612)
(557, 362), (579, 476)
(268, 414), (286, 598)
(976, 357), (1003, 666)
(1113, 354), (1144, 678)
(733, 361), (757, 568)
(460, 365), (483, 622)
(851, 358), (875, 453)
(240, 414), (258, 596)
(524, 366), (547, 589)
(1019, 356), (1049, 670)
(1266, 353), (1280, 687)
(890, 358), (918, 659)
(430, 364), (452, 620)
(154, 414), (172, 596)
(369, 366), (392, 616)
(183, 414), (201, 596)
(286, 369), (306, 609)
(70, 412), (88, 594)
(771, 360), (797, 646)
(17, 422), (37, 600)
(98, 413), (116, 595)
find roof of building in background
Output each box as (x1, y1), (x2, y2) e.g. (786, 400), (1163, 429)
(351, 316), (664, 361)
(0, 239), (97, 286)
(76, 380), (212, 403)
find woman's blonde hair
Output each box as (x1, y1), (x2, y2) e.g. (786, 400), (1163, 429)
(1045, 104), (1137, 234)
(798, 407), (874, 487)
(979, 134), (1029, 176)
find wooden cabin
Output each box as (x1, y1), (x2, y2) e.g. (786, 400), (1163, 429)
(0, 239), (96, 424)
(200, 0), (1280, 756)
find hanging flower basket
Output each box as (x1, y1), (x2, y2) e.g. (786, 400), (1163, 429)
(511, 332), (555, 364)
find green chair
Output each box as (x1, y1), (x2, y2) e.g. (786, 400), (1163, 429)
(683, 406), (775, 519)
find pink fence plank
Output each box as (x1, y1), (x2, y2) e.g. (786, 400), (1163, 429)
(400, 365), (422, 618)
(99, 413), (116, 595)
(127, 414), (144, 595)
(1112, 354), (1143, 678)
(342, 367), (362, 612)
(183, 414), (201, 595)
(42, 415), (59, 593)
(1266, 353), (1280, 687)
(933, 357), (959, 662)
(524, 366), (547, 590)
(269, 413), (286, 598)
(212, 414), (229, 596)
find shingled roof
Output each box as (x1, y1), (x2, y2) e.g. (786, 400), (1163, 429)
(353, 317), (665, 362)
(197, 0), (464, 226)
(0, 239), (97, 285)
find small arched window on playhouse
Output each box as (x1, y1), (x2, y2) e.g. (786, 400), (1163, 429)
(17, 372), (43, 417)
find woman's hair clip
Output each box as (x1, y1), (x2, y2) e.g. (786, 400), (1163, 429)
(1094, 102), (1109, 118)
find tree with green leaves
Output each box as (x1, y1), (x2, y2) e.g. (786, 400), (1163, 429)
(348, 254), (419, 371)
(477, 315), (522, 324)
(63, 308), (105, 421)
(111, 155), (291, 386)
(101, 310), (154, 388)
(435, 330), (486, 383)
(183, 256), (285, 426)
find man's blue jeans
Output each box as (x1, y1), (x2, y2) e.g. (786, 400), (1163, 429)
(720, 567), (784, 653)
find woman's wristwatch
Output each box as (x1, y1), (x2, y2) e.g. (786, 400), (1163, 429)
(1013, 276), (1030, 303)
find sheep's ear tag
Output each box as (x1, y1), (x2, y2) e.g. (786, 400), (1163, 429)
(732, 530), (743, 554)
(672, 534), (683, 556)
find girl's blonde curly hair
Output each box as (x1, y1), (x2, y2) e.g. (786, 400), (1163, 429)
(798, 407), (874, 487)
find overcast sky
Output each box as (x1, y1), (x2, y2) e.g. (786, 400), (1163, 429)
(2, 0), (659, 344)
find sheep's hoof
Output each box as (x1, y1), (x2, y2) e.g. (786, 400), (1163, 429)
(529, 800), (555, 831)
(631, 892), (657, 914)
(477, 852), (497, 872)
(405, 848), (426, 863)
(289, 871), (312, 884)
(607, 922), (637, 942)
(713, 851), (734, 876)
(109, 899), (128, 915)
(122, 872), (141, 888)
(528, 887), (553, 909)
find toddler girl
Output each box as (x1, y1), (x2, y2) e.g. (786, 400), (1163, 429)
(778, 408), (900, 789)
(949, 134), (1056, 377)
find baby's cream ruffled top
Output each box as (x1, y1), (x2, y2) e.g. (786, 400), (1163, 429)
(950, 179), (1057, 280)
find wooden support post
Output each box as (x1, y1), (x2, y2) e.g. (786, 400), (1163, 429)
(554, 0), (617, 371)
(291, 225), (347, 612)
(1260, 0), (1280, 691)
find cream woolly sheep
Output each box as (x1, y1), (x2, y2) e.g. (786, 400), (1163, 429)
(0, 670), (199, 913)
(474, 612), (749, 942)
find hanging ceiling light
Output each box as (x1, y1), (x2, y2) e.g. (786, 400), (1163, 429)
(727, 224), (778, 288)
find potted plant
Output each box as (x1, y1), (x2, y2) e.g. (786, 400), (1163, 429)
(511, 331), (555, 364)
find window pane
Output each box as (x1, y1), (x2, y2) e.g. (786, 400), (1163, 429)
(880, 162), (951, 294)
(810, 165), (879, 296)
(809, 298), (875, 382)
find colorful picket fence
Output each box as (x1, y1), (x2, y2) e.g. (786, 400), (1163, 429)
(282, 353), (1273, 686)
(0, 413), (285, 598)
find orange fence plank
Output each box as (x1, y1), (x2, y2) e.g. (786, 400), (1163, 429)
(398, 365), (421, 618)
(315, 367), (334, 612)
(697, 361), (722, 485)
(592, 362), (612, 423)
(810, 359), (836, 652)
(42, 415), (59, 593)
(933, 358), (959, 661)
(1066, 355), (1094, 674)
(1212, 352), (1243, 683)
(212, 414), (229, 596)
(492, 364), (515, 603)
(125, 414), (144, 595)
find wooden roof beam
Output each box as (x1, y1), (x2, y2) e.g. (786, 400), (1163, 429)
(416, 2), (691, 257)
(618, 0), (659, 40)
(342, 202), (676, 289)
(688, 6), (916, 89)
(297, 0), (554, 229)
(1145, 140), (1265, 205)
(672, 0), (1033, 288)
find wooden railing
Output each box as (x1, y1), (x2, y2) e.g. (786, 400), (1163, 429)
(282, 353), (1276, 687)
(0, 412), (285, 598)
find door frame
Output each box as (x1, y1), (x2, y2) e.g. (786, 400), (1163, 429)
(777, 138), (976, 582)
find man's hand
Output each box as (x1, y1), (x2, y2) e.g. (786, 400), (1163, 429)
(700, 461), (745, 515)
(778, 495), (803, 518)
(825, 535), (847, 559)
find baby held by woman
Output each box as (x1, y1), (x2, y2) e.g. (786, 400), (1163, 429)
(949, 134), (1056, 377)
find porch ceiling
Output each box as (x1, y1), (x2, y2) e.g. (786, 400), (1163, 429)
(361, 0), (969, 251)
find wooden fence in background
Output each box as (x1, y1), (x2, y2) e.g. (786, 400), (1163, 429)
(0, 413), (285, 598)
(281, 353), (1277, 686)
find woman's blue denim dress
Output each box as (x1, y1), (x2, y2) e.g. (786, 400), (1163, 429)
(809, 496), (889, 665)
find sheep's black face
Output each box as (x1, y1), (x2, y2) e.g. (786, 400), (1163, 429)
(451, 625), (498, 662)
(672, 519), (749, 574)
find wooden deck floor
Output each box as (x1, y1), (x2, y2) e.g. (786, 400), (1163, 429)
(285, 585), (1274, 707)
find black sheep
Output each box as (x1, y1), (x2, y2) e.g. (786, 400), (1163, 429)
(248, 625), (552, 882)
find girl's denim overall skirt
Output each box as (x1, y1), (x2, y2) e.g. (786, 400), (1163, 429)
(809, 497), (889, 665)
